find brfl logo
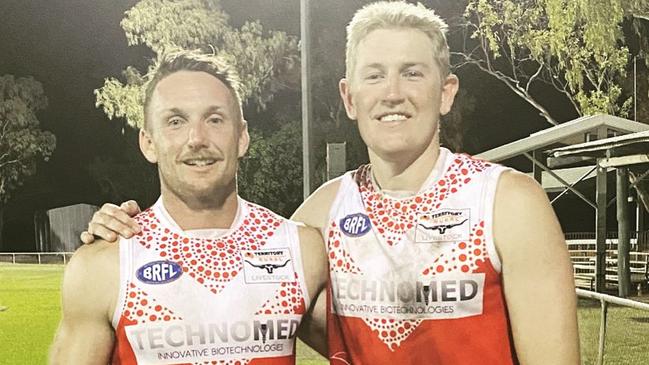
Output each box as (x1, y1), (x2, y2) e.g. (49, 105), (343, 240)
(340, 213), (371, 237)
(136, 260), (183, 284)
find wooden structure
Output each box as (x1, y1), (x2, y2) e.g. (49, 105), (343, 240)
(476, 115), (649, 295)
(549, 130), (649, 296)
(34, 204), (98, 253)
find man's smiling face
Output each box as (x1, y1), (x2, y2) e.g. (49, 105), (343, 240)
(340, 27), (457, 162)
(140, 70), (249, 203)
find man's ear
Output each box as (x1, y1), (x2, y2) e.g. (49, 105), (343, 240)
(237, 120), (250, 158)
(139, 128), (157, 163)
(339, 78), (357, 120)
(439, 74), (459, 116)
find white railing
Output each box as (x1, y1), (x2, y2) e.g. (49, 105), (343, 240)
(576, 288), (649, 365)
(0, 252), (73, 265)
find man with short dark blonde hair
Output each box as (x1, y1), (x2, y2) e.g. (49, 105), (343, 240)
(51, 50), (327, 365)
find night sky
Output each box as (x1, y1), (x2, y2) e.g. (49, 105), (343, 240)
(0, 0), (581, 250)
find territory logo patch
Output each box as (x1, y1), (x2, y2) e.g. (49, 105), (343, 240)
(340, 213), (371, 237)
(242, 248), (295, 284)
(414, 209), (470, 243)
(136, 260), (183, 284)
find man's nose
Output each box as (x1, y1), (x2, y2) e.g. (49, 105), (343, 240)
(187, 121), (209, 149)
(382, 74), (405, 105)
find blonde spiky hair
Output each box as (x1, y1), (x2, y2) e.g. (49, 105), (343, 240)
(345, 1), (450, 81)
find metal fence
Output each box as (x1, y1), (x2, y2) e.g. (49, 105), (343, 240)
(577, 288), (649, 365)
(0, 252), (73, 265)
(566, 231), (649, 251)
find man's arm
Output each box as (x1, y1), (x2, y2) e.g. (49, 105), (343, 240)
(494, 171), (580, 365)
(50, 242), (119, 364)
(291, 178), (342, 357)
(292, 179), (342, 231)
(295, 225), (329, 357)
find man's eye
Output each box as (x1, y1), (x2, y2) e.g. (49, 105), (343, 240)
(207, 116), (223, 124)
(404, 70), (423, 78)
(168, 118), (184, 127)
(365, 73), (383, 81)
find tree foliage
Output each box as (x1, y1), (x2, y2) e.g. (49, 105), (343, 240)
(95, 0), (299, 129)
(458, 0), (649, 213)
(93, 0), (307, 214)
(238, 121), (304, 217)
(87, 128), (159, 208)
(457, 0), (645, 124)
(0, 75), (56, 204)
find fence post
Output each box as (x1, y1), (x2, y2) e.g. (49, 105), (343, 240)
(597, 299), (608, 365)
(12, 253), (15, 264)
(38, 253), (41, 265)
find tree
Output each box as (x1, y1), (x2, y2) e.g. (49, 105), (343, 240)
(457, 0), (649, 213)
(238, 121), (303, 217)
(0, 75), (56, 248)
(458, 0), (640, 124)
(87, 128), (159, 208)
(95, 0), (299, 129)
(93, 0), (303, 213)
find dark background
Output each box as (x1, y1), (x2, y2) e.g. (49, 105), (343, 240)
(0, 0), (631, 251)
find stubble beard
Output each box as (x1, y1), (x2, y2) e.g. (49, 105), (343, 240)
(160, 166), (237, 211)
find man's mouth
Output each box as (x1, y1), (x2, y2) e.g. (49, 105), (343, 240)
(182, 158), (217, 167)
(377, 113), (410, 122)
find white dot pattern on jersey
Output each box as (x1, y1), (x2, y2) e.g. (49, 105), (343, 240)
(122, 282), (180, 323)
(364, 221), (488, 350)
(327, 222), (362, 274)
(123, 284), (254, 365)
(330, 154), (493, 350)
(134, 203), (282, 295)
(256, 275), (307, 315)
(124, 203), (305, 364)
(356, 154), (491, 247)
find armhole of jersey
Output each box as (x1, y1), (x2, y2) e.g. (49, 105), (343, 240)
(323, 172), (353, 239)
(482, 166), (509, 274)
(112, 237), (131, 328)
(288, 222), (311, 311)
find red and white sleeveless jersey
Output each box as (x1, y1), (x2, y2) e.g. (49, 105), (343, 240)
(111, 198), (309, 365)
(326, 148), (517, 364)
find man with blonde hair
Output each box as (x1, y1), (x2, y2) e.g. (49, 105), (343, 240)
(82, 2), (579, 364)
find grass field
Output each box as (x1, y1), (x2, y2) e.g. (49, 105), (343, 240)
(1, 264), (649, 364)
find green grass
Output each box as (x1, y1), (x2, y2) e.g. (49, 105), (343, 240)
(0, 264), (64, 365)
(0, 264), (326, 365)
(577, 298), (649, 364)
(2, 264), (648, 364)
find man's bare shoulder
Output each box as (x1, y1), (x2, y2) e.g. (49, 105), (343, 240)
(297, 225), (325, 249)
(63, 241), (120, 316)
(292, 176), (344, 229)
(69, 240), (119, 271)
(497, 170), (545, 200)
(494, 170), (564, 254)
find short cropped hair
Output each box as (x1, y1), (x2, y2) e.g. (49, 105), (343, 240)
(345, 1), (450, 81)
(143, 49), (244, 130)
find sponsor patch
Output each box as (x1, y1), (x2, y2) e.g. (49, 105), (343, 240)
(340, 213), (371, 237)
(331, 271), (485, 320)
(136, 260), (183, 284)
(414, 209), (470, 243)
(124, 315), (299, 364)
(242, 248), (294, 284)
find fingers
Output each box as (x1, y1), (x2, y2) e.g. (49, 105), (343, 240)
(80, 231), (95, 244)
(87, 203), (141, 242)
(120, 200), (142, 217)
